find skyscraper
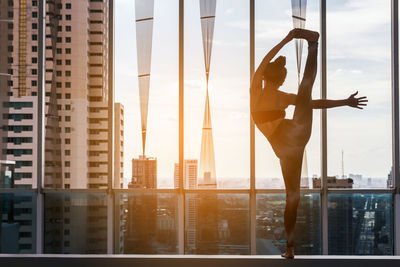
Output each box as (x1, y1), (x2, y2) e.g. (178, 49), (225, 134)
(41, 0), (122, 254)
(174, 159), (198, 189)
(0, 0), (123, 253)
(0, 0), (40, 189)
(44, 0), (113, 189)
(0, 0), (40, 253)
(174, 159), (198, 251)
(129, 155), (157, 189)
(114, 103), (124, 189)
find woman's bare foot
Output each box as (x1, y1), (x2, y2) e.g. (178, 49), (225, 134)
(281, 246), (294, 259)
(294, 28), (319, 42)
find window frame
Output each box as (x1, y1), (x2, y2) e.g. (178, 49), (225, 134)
(1, 0), (397, 256)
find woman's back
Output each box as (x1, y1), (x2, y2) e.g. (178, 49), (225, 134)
(251, 88), (293, 138)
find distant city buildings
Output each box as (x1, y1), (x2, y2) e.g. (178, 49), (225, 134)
(174, 159), (198, 189)
(328, 194), (392, 255)
(312, 176), (353, 188)
(198, 170), (217, 189)
(387, 169), (393, 188)
(173, 159), (198, 251)
(129, 155), (157, 189)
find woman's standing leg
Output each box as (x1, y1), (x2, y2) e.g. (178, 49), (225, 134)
(279, 150), (303, 255)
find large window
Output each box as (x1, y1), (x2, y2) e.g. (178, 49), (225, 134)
(0, 0), (399, 256)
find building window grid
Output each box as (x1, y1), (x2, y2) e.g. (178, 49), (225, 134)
(0, 0), (394, 256)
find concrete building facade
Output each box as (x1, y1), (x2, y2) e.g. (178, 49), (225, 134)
(129, 155), (157, 189)
(174, 159), (198, 189)
(1, 0), (122, 253)
(114, 102), (124, 189)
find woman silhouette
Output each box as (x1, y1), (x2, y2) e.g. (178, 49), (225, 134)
(250, 28), (367, 259)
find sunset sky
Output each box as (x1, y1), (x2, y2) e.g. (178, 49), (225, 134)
(115, 0), (391, 187)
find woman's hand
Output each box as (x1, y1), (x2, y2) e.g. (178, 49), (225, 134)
(285, 28), (301, 42)
(346, 91), (368, 109)
(293, 29), (320, 42)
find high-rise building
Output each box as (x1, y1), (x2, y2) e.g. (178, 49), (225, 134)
(0, 0), (40, 189)
(114, 102), (124, 189)
(174, 159), (198, 189)
(173, 159), (198, 252)
(387, 169), (393, 188)
(129, 155), (157, 189)
(0, 0), (124, 253)
(43, 0), (112, 189)
(0, 0), (41, 254)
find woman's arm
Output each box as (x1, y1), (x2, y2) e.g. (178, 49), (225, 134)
(250, 29), (299, 109)
(251, 29), (297, 87)
(312, 99), (348, 109)
(312, 91), (368, 109)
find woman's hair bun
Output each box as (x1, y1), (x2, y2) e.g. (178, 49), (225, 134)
(263, 55), (287, 84)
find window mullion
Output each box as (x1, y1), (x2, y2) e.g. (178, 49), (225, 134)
(249, 0), (256, 255)
(36, 0), (46, 254)
(391, 0), (400, 256)
(320, 0), (328, 256)
(178, 0), (185, 254)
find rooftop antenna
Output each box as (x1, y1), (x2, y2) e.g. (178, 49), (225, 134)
(341, 149), (345, 178)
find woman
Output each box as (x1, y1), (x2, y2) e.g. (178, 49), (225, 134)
(250, 28), (367, 259)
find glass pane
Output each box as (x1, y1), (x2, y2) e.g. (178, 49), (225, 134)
(43, 0), (113, 189)
(326, 1), (391, 188)
(185, 193), (250, 254)
(1, 1), (39, 189)
(256, 193), (321, 255)
(115, 0), (178, 189)
(184, 0), (250, 189)
(255, 0), (321, 189)
(44, 193), (107, 253)
(328, 193), (393, 255)
(0, 193), (36, 253)
(116, 193), (178, 254)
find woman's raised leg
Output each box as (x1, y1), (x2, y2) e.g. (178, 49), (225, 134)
(293, 41), (318, 126)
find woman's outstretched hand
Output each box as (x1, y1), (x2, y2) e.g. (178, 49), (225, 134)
(347, 91), (368, 109)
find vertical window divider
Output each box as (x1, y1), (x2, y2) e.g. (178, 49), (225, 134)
(107, 0), (115, 254)
(249, 0), (256, 256)
(178, 0), (185, 255)
(320, 0), (328, 255)
(36, 0), (45, 254)
(391, 0), (400, 256)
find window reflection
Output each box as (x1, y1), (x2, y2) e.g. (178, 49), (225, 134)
(328, 194), (393, 255)
(116, 193), (178, 254)
(185, 194), (250, 254)
(256, 194), (320, 255)
(44, 194), (107, 253)
(0, 193), (36, 253)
